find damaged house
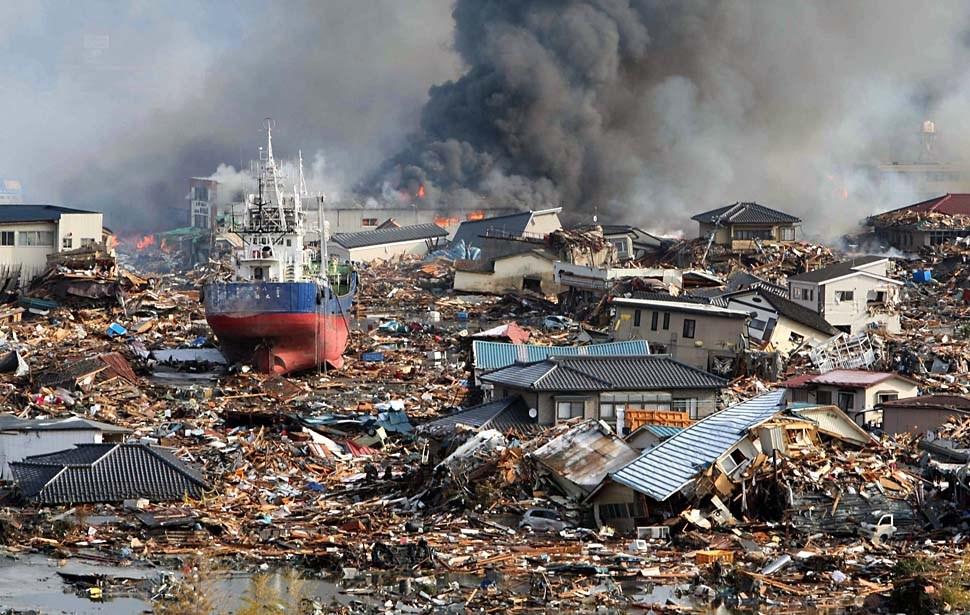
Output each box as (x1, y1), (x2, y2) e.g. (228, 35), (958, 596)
(0, 414), (129, 480)
(724, 286), (839, 354)
(782, 370), (919, 426)
(787, 255), (903, 334)
(587, 390), (876, 532)
(450, 208), (563, 262)
(471, 339), (650, 383)
(868, 193), (970, 251)
(691, 202), (801, 250)
(480, 354), (727, 429)
(328, 223), (448, 263)
(877, 394), (970, 435)
(610, 294), (749, 374)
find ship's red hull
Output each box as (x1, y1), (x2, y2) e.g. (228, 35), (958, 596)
(206, 312), (350, 374)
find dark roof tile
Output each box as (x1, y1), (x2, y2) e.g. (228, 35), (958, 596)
(691, 202), (800, 225)
(332, 224), (447, 249)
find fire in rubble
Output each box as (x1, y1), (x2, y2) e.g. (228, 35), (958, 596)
(135, 235), (155, 250)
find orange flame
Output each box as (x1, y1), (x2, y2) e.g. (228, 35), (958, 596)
(417, 184), (426, 199)
(135, 235), (155, 250)
(466, 210), (486, 221)
(434, 215), (460, 227)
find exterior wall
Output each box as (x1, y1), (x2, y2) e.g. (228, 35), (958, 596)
(612, 304), (745, 371)
(789, 378), (918, 418)
(333, 238), (433, 263)
(883, 407), (967, 435)
(626, 430), (662, 451)
(58, 213), (104, 252)
(454, 253), (558, 295)
(0, 429), (103, 479)
(590, 480), (639, 533)
(306, 206), (518, 237)
(698, 222), (730, 244)
(819, 275), (901, 334)
(770, 317), (833, 354)
(788, 280), (821, 312)
(528, 211), (563, 236)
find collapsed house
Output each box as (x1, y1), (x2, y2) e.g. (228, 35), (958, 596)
(0, 414), (129, 479)
(470, 338), (650, 382)
(783, 370), (919, 426)
(877, 394), (970, 435)
(724, 286), (838, 354)
(586, 390), (889, 533)
(868, 193), (970, 251)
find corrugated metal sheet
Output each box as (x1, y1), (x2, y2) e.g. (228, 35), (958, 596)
(642, 424), (684, 439)
(473, 339), (649, 372)
(611, 390), (786, 502)
(531, 420), (640, 494)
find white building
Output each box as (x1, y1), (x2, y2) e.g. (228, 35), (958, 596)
(328, 223), (449, 263)
(0, 179), (23, 205)
(787, 256), (903, 334)
(0, 414), (129, 479)
(0, 205), (105, 280)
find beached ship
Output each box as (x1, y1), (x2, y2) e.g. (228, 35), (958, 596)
(203, 122), (356, 374)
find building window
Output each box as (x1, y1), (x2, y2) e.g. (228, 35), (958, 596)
(662, 312), (670, 330)
(253, 267), (264, 280)
(0, 231), (13, 246)
(599, 503), (636, 521)
(779, 226), (796, 241)
(80, 238), (96, 247)
(837, 391), (855, 411)
(835, 291), (854, 302)
(877, 392), (898, 404)
(362, 218), (378, 227)
(599, 402), (615, 419)
(673, 398), (699, 419)
(286, 239), (292, 247)
(733, 228), (773, 240)
(192, 186), (209, 201)
(556, 400), (585, 420)
(62, 237), (72, 249)
(611, 238), (629, 258)
(816, 390), (832, 405)
(650, 311), (659, 331)
(796, 287), (815, 302)
(18, 231), (54, 246)
(749, 319), (767, 331)
(682, 319), (696, 338)
(633, 309), (641, 327)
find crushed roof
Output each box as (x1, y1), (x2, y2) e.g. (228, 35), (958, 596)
(609, 390), (786, 502)
(0, 204), (98, 223)
(11, 443), (206, 505)
(611, 295), (750, 318)
(531, 420), (641, 494)
(472, 339), (649, 372)
(691, 202), (801, 225)
(884, 193), (970, 217)
(331, 223), (447, 249)
(787, 255), (887, 283)
(420, 396), (537, 436)
(481, 355), (727, 392)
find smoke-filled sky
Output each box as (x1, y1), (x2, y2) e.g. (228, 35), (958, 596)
(3, 1), (970, 237)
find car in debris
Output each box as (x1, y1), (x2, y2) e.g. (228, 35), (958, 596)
(519, 508), (574, 532)
(543, 315), (576, 331)
(860, 512), (897, 544)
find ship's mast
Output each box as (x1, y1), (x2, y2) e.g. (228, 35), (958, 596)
(264, 118), (287, 232)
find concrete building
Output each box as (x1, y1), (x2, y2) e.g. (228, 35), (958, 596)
(877, 395), (970, 435)
(453, 248), (558, 295)
(0, 414), (128, 480)
(787, 256), (903, 334)
(187, 177), (219, 229)
(481, 354), (727, 429)
(610, 294), (749, 373)
(691, 202), (800, 250)
(725, 287), (838, 354)
(783, 370), (919, 426)
(304, 203), (518, 238)
(868, 193), (970, 251)
(328, 223), (447, 263)
(0, 205), (105, 281)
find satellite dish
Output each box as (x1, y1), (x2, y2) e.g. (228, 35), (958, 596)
(528, 407), (538, 419)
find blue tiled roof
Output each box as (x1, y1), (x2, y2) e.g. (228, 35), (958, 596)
(473, 339), (649, 372)
(610, 389), (786, 502)
(641, 424), (684, 439)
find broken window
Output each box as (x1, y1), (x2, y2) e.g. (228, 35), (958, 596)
(867, 290), (886, 303)
(877, 392), (898, 404)
(650, 311), (659, 331)
(522, 277), (542, 293)
(835, 291), (854, 302)
(683, 319), (696, 339)
(837, 391), (855, 411)
(789, 331), (805, 345)
(61, 237), (72, 249)
(556, 400), (585, 420)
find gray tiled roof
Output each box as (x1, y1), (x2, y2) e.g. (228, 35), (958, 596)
(481, 355), (727, 392)
(451, 212), (534, 248)
(420, 396), (538, 435)
(11, 443), (207, 504)
(757, 290), (838, 335)
(787, 255), (886, 283)
(332, 223), (447, 249)
(691, 202), (801, 225)
(609, 390), (785, 502)
(472, 339), (650, 372)
(0, 414), (129, 434)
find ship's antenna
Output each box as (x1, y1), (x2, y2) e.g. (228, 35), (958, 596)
(298, 150), (309, 197)
(265, 118), (286, 232)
